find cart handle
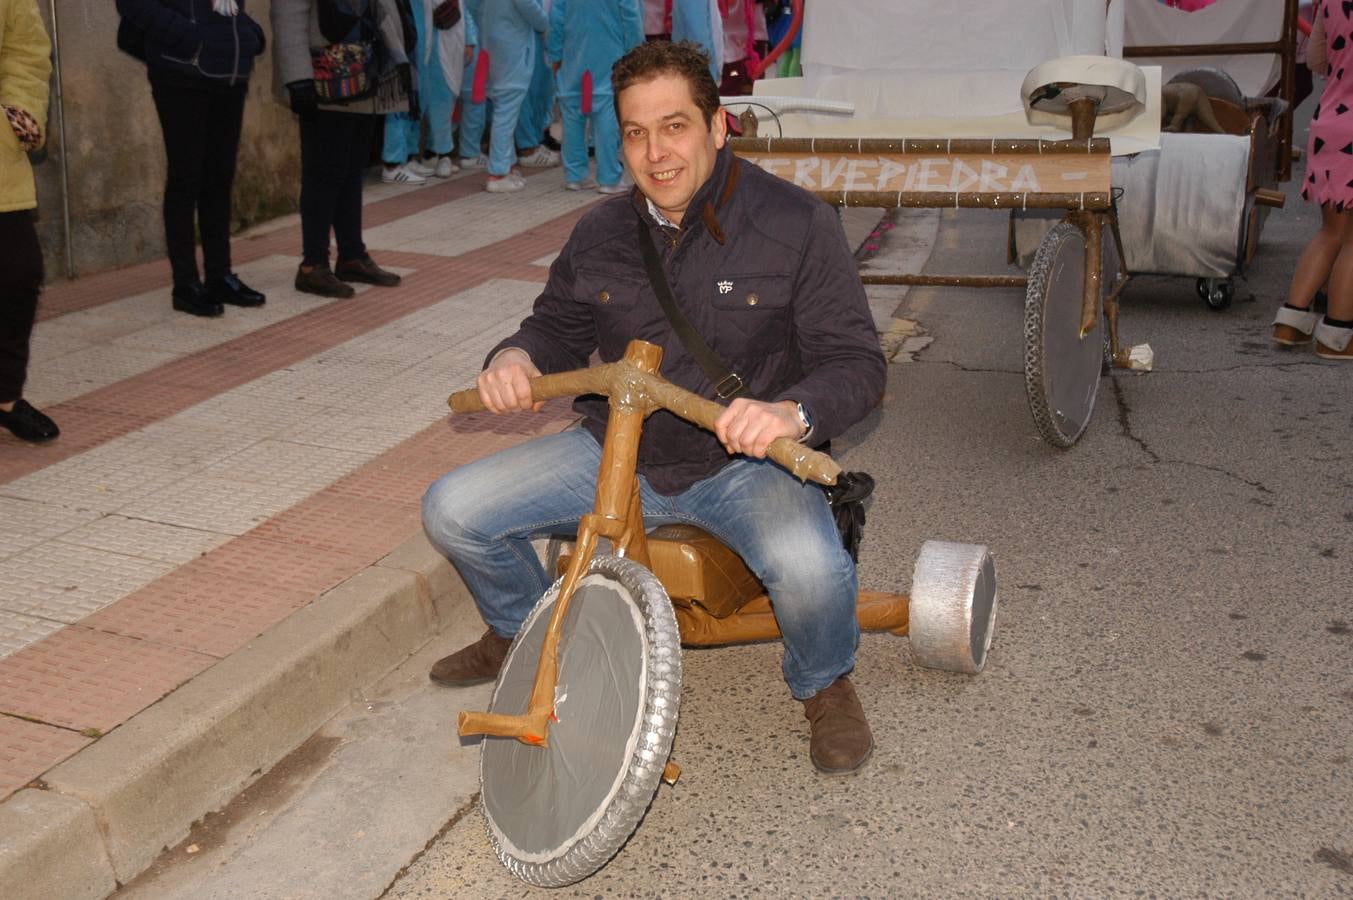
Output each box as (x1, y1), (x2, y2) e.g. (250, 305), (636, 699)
(448, 351), (843, 487)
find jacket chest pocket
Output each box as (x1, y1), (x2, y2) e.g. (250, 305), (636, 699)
(575, 269), (643, 308)
(707, 272), (794, 356)
(572, 268), (648, 347)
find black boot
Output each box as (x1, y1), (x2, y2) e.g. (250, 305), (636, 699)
(207, 273), (266, 307)
(172, 281), (225, 317)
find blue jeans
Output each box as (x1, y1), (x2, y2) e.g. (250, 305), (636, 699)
(422, 428), (859, 699)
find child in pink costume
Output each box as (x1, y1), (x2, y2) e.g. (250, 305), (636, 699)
(1274, 0), (1353, 358)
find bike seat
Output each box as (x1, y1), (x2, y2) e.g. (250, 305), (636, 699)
(647, 524), (764, 618)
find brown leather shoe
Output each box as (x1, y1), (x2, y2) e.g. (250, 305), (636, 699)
(429, 629), (514, 687)
(334, 254), (401, 287)
(802, 676), (873, 775)
(295, 264), (356, 299)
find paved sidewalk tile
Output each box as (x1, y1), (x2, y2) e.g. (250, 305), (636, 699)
(0, 627), (215, 733)
(0, 613), (66, 659)
(0, 543), (175, 623)
(0, 714), (92, 797)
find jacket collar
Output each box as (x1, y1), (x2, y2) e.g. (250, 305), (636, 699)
(630, 145), (740, 246)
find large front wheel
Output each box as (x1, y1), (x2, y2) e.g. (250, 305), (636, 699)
(480, 555), (682, 887)
(1024, 221), (1104, 448)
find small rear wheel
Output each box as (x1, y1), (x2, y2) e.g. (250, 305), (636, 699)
(1196, 277), (1233, 311)
(908, 540), (998, 674)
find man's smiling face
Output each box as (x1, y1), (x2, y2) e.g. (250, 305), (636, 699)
(618, 72), (727, 227)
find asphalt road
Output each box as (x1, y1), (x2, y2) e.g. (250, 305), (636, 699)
(118, 104), (1351, 899)
(384, 154), (1351, 898)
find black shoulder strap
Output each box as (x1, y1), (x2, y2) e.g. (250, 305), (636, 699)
(635, 219), (746, 400)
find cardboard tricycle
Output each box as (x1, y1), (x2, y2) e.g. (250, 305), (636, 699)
(449, 340), (997, 887)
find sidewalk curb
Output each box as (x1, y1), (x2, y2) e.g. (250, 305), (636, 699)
(0, 532), (470, 899)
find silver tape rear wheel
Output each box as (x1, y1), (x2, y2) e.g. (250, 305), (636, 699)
(481, 555), (681, 888)
(908, 540), (998, 674)
(1024, 221), (1104, 448)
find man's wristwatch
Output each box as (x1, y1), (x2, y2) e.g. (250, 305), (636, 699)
(794, 402), (812, 441)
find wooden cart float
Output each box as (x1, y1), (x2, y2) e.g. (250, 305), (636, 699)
(732, 123), (1135, 448)
(1124, 0), (1297, 307)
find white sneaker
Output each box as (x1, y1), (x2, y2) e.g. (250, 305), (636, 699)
(517, 146), (561, 167)
(459, 155), (487, 168)
(434, 156), (458, 177)
(381, 164), (427, 184)
(405, 158), (436, 178)
(565, 177), (598, 191)
(485, 173), (527, 193)
(596, 181), (629, 195)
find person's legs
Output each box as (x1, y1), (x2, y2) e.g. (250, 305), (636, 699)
(590, 93), (624, 187)
(0, 210), (57, 442)
(1274, 204), (1347, 344)
(1323, 208), (1353, 321)
(487, 85), (528, 177)
(422, 55), (455, 157)
(1314, 208), (1353, 358)
(668, 459), (859, 699)
(457, 49), (488, 162)
(333, 113), (377, 264)
(197, 83), (248, 282)
(422, 428), (606, 636)
(558, 93), (591, 185)
(1285, 205), (1345, 310)
(382, 111), (418, 167)
(299, 110), (348, 268)
(0, 211), (43, 405)
(148, 75), (210, 288)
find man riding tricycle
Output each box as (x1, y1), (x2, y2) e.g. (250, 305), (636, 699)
(421, 40), (996, 887)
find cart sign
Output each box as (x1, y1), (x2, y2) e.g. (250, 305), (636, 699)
(730, 137), (1113, 210)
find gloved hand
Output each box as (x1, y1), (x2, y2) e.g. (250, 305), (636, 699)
(432, 0), (460, 30)
(287, 80), (320, 120)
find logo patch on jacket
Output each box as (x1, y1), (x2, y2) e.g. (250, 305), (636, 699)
(717, 280), (733, 294)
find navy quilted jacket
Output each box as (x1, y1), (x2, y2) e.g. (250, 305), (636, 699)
(117, 0), (266, 83)
(490, 146), (886, 495)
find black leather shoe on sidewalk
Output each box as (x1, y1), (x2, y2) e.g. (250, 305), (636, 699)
(335, 254), (401, 287)
(429, 629), (514, 687)
(802, 676), (874, 775)
(208, 273), (266, 307)
(0, 399), (60, 443)
(294, 264), (356, 299)
(171, 281), (225, 317)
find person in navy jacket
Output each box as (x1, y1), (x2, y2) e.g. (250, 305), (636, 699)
(117, 0), (269, 317)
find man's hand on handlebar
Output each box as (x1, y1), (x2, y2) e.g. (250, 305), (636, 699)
(477, 348), (544, 412)
(715, 398), (803, 459)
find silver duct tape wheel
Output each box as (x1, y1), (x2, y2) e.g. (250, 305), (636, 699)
(908, 540), (998, 674)
(481, 555), (681, 888)
(1024, 221), (1104, 448)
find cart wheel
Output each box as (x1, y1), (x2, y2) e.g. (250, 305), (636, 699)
(480, 555), (681, 888)
(1196, 277), (1233, 311)
(908, 540), (997, 674)
(1024, 221), (1105, 447)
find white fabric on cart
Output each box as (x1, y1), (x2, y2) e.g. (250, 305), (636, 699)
(1111, 132), (1249, 278)
(1122, 0), (1283, 97)
(800, 0), (1115, 119)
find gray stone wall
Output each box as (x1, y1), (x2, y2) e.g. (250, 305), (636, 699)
(31, 0), (300, 281)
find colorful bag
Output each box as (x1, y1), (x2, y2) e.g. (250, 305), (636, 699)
(311, 41), (376, 102)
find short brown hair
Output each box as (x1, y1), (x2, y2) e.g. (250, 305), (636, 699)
(611, 40), (722, 128)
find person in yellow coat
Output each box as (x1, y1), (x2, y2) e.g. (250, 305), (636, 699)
(0, 0), (57, 443)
